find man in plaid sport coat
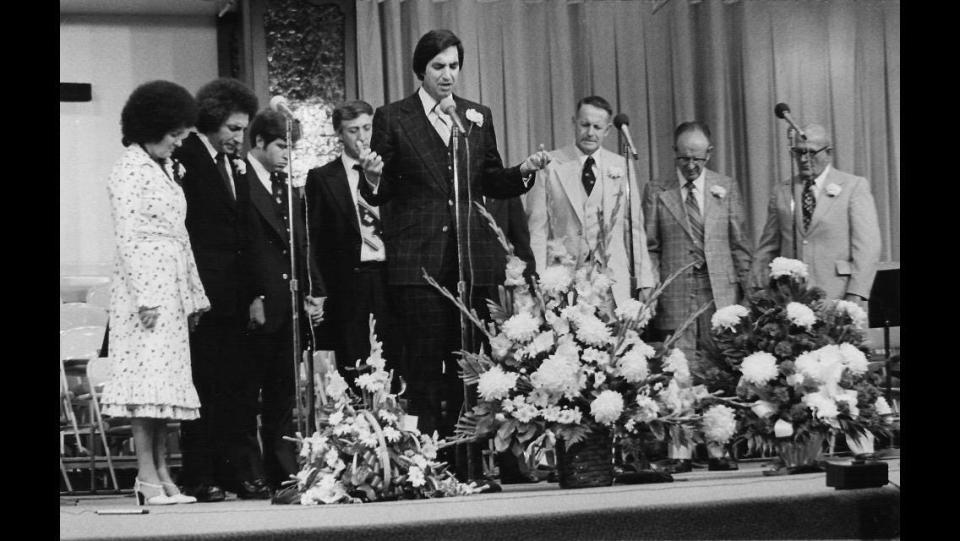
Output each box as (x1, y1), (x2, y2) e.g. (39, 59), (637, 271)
(643, 122), (752, 374)
(357, 29), (550, 481)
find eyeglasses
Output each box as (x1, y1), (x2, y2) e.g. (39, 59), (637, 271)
(675, 156), (709, 166)
(790, 145), (831, 159)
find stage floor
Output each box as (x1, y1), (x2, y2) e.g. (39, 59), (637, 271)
(60, 457), (900, 540)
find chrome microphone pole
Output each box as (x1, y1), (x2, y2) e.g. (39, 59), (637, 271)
(449, 124), (478, 480)
(281, 116), (313, 436)
(619, 133), (639, 297)
(788, 127), (799, 260)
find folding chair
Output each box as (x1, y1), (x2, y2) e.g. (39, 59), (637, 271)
(60, 326), (117, 492)
(75, 356), (121, 491)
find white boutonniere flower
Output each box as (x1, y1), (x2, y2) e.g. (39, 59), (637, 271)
(825, 183), (841, 197)
(607, 166), (624, 180)
(710, 185), (726, 198)
(465, 108), (484, 127)
(173, 159), (186, 182)
(232, 158), (247, 175)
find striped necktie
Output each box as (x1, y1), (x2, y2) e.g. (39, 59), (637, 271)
(354, 164), (384, 251)
(802, 177), (816, 230)
(685, 181), (706, 268)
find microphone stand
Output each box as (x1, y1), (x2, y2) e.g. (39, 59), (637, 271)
(787, 127), (800, 259)
(618, 133), (639, 297)
(281, 116), (314, 436)
(450, 124), (478, 481)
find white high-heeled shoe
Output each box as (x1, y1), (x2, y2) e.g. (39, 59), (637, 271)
(134, 478), (177, 506)
(161, 482), (198, 504)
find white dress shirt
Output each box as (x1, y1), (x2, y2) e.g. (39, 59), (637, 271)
(342, 153), (386, 262)
(418, 86), (452, 144)
(675, 167), (705, 211)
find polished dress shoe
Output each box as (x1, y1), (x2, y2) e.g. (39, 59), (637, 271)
(472, 478), (502, 494)
(234, 479), (272, 500)
(707, 457), (739, 471)
(181, 483), (226, 502)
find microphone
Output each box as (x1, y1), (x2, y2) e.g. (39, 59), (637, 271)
(613, 113), (639, 159)
(269, 96), (296, 119)
(774, 103), (807, 141)
(438, 96), (466, 133)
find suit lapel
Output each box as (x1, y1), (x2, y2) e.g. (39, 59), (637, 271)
(329, 160), (360, 235)
(660, 179), (696, 243)
(185, 134), (237, 213)
(791, 179), (804, 238)
(398, 94), (451, 194)
(249, 169), (286, 239)
(557, 152), (586, 225)
(807, 168), (842, 234)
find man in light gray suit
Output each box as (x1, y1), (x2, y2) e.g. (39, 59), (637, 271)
(526, 95), (654, 307)
(752, 124), (881, 304)
(643, 122), (753, 369)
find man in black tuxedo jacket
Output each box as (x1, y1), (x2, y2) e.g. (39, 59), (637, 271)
(175, 78), (258, 502)
(305, 101), (401, 386)
(242, 110), (326, 494)
(358, 29), (550, 481)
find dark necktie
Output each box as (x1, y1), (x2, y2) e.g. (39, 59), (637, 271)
(685, 181), (706, 268)
(802, 177), (816, 231)
(215, 152), (236, 200)
(582, 156), (596, 196)
(354, 164), (384, 251)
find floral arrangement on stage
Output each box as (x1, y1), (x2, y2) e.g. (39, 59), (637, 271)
(706, 257), (895, 456)
(424, 203), (708, 461)
(286, 317), (479, 505)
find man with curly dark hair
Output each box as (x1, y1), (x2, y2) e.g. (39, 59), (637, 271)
(174, 77), (260, 502)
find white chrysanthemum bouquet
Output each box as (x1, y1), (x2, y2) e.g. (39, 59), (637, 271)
(286, 316), (479, 504)
(707, 257), (894, 454)
(424, 203), (705, 457)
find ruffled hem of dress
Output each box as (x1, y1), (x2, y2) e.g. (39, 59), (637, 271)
(102, 403), (199, 420)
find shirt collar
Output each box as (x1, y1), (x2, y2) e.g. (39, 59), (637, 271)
(676, 167), (705, 192)
(340, 153), (359, 173)
(197, 133), (218, 161)
(418, 86), (442, 117)
(575, 146), (600, 167)
(811, 163), (832, 188)
(246, 151), (271, 182)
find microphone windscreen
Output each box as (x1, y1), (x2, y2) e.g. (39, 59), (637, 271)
(438, 96), (457, 116)
(774, 102), (790, 119)
(270, 95), (288, 112)
(613, 113), (630, 129)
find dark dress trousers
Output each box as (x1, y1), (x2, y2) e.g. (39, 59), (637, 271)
(174, 132), (250, 490)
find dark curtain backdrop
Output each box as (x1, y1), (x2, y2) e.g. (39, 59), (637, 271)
(355, 0), (899, 261)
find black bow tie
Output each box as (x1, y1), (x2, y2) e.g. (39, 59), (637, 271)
(270, 170), (288, 183)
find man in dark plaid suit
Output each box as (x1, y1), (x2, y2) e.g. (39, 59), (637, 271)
(358, 29), (550, 481)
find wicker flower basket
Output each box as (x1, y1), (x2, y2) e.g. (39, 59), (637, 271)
(777, 433), (825, 469)
(556, 430), (614, 489)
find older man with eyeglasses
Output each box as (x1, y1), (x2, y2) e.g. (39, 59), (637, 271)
(643, 121), (753, 375)
(752, 123), (881, 304)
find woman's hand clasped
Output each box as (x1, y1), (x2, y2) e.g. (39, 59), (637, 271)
(138, 306), (160, 330)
